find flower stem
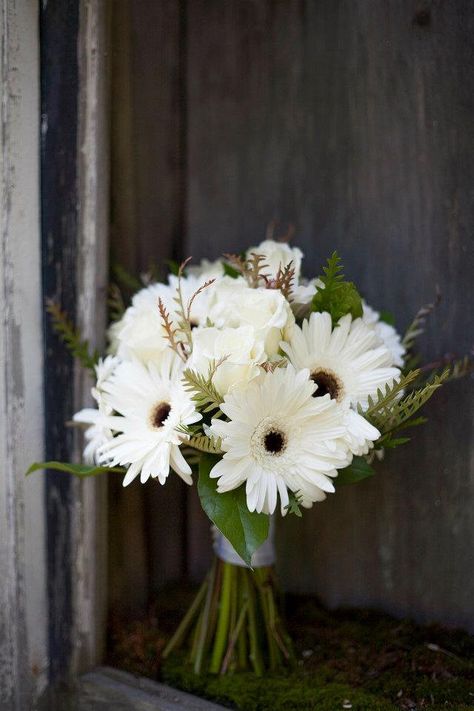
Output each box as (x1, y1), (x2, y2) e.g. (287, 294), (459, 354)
(162, 577), (208, 659)
(209, 562), (233, 673)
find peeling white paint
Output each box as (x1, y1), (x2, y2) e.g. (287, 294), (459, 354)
(71, 0), (110, 674)
(0, 1), (48, 709)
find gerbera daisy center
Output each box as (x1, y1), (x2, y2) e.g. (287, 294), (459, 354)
(264, 429), (286, 455)
(311, 368), (342, 401)
(150, 401), (171, 429)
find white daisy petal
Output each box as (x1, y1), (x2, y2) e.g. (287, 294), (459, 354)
(209, 365), (350, 514)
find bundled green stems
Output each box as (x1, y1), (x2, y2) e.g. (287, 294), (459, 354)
(163, 558), (295, 675)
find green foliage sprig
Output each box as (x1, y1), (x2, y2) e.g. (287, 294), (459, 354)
(312, 252), (363, 325)
(182, 363), (224, 415)
(361, 368), (448, 445)
(46, 299), (99, 376)
(187, 434), (223, 455)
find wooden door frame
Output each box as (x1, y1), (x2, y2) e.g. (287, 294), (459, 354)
(40, 0), (110, 685)
(1, 1), (110, 708)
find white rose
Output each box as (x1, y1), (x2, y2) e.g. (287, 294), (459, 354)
(246, 239), (303, 281)
(187, 258), (224, 281)
(189, 325), (266, 395)
(208, 279), (294, 357)
(167, 273), (219, 327)
(108, 283), (171, 363)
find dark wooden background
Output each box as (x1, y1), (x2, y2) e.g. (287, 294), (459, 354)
(108, 0), (474, 632)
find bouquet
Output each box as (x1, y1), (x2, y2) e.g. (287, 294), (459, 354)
(29, 237), (469, 676)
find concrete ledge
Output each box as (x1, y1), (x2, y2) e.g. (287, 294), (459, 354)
(41, 666), (227, 711)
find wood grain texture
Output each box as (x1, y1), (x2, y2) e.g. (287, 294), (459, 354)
(109, 0), (187, 616)
(0, 1), (48, 708)
(110, 0), (474, 630)
(73, 0), (111, 671)
(184, 0), (474, 629)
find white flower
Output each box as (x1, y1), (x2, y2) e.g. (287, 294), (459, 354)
(108, 282), (172, 363)
(208, 366), (350, 515)
(187, 258), (224, 280)
(73, 355), (120, 464)
(246, 239), (303, 281)
(207, 278), (294, 357)
(290, 278), (323, 319)
(108, 273), (219, 363)
(362, 301), (405, 367)
(97, 351), (201, 486)
(188, 325), (266, 395)
(280, 312), (401, 455)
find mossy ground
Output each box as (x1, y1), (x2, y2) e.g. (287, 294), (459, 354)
(108, 586), (474, 710)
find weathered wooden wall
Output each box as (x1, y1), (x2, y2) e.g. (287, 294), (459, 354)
(110, 0), (474, 631)
(0, 1), (48, 708)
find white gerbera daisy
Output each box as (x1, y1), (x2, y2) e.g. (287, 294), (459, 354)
(208, 366), (350, 515)
(97, 351), (201, 486)
(73, 355), (120, 464)
(280, 312), (401, 455)
(362, 301), (406, 367)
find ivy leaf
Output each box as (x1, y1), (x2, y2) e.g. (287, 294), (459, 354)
(198, 454), (269, 567)
(335, 457), (375, 485)
(26, 461), (124, 477)
(312, 252), (363, 325)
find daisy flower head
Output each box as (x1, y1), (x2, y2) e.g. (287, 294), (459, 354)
(208, 365), (350, 515)
(280, 312), (401, 455)
(73, 355), (120, 464)
(280, 311), (401, 411)
(97, 350), (201, 487)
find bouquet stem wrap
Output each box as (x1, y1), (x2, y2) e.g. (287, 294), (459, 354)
(163, 521), (294, 675)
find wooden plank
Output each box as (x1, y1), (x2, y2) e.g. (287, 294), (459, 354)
(0, 1), (48, 708)
(72, 0), (111, 671)
(185, 0), (474, 629)
(109, 0), (187, 613)
(40, 0), (80, 680)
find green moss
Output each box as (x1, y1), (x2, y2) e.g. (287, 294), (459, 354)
(110, 590), (474, 710)
(162, 655), (396, 710)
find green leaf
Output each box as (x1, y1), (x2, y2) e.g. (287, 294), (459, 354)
(312, 252), (363, 325)
(198, 454), (269, 567)
(26, 461), (124, 477)
(166, 259), (181, 276)
(336, 457), (375, 485)
(223, 262), (241, 279)
(379, 310), (395, 326)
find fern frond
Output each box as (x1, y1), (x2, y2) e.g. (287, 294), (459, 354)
(312, 252), (363, 324)
(361, 369), (420, 421)
(187, 434), (223, 454)
(368, 369), (449, 436)
(108, 283), (125, 321)
(272, 262), (295, 299)
(182, 366), (223, 414)
(46, 299), (99, 375)
(158, 297), (187, 361)
(402, 291), (441, 352)
(112, 263), (142, 292)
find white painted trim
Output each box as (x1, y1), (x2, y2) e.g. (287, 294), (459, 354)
(71, 0), (110, 672)
(0, 1), (49, 709)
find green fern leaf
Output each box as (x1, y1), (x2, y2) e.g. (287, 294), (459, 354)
(46, 300), (99, 375)
(312, 252), (363, 325)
